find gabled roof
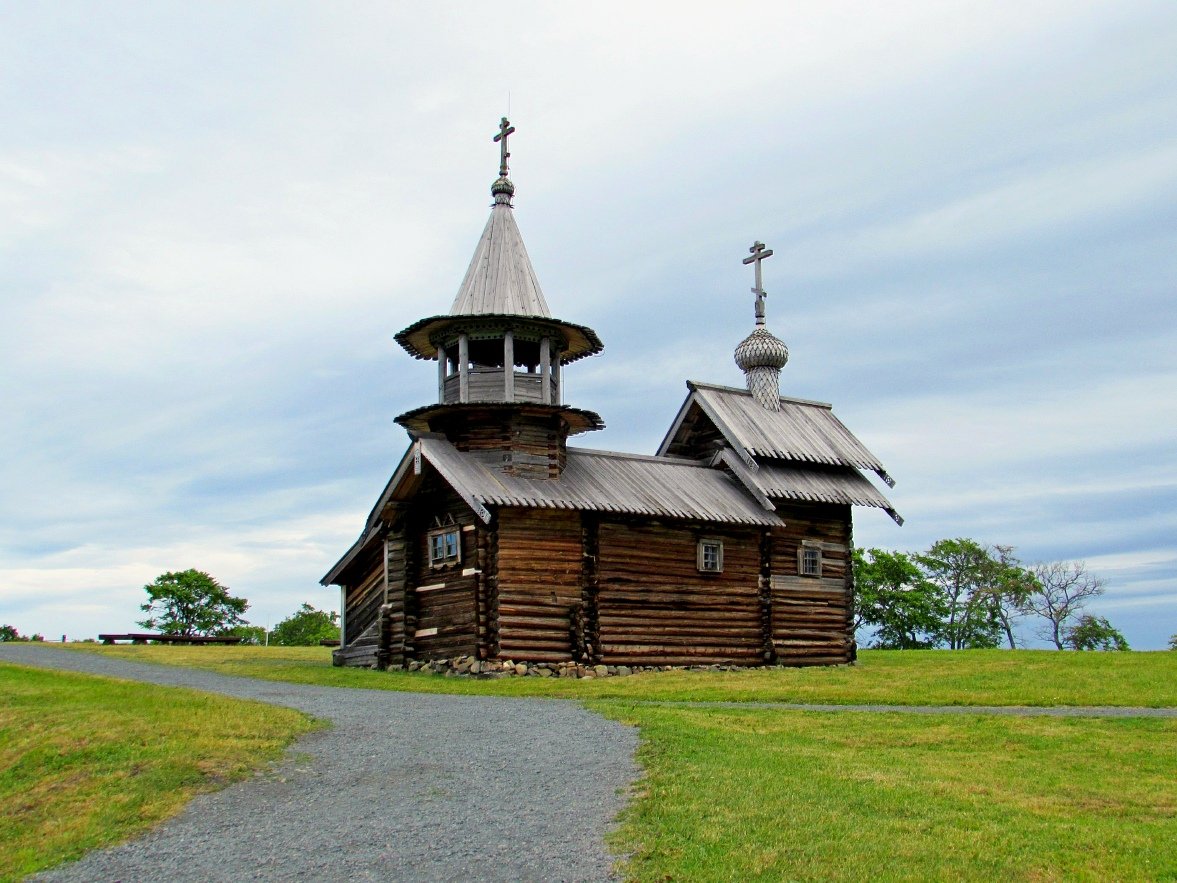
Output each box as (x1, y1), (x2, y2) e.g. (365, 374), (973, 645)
(713, 448), (902, 523)
(450, 201), (550, 317)
(321, 435), (786, 585)
(420, 436), (781, 526)
(658, 381), (895, 485)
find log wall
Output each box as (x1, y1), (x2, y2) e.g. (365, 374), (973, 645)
(596, 519), (763, 666)
(407, 472), (480, 660)
(495, 508), (582, 661)
(434, 407), (568, 478)
(769, 502), (854, 665)
(343, 545), (384, 647)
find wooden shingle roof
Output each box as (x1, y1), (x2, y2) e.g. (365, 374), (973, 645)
(449, 201), (550, 317)
(418, 437), (782, 527)
(659, 381), (895, 485)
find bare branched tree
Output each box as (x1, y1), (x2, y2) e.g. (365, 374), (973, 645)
(1022, 561), (1105, 650)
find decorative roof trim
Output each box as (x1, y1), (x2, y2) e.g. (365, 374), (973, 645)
(395, 314), (604, 364)
(395, 402), (605, 436)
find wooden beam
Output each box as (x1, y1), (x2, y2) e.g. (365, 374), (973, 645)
(540, 337), (551, 404)
(458, 333), (469, 402)
(437, 345), (446, 402)
(503, 330), (514, 401)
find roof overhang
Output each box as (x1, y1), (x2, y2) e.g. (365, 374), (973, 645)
(395, 314), (604, 364)
(395, 402), (605, 436)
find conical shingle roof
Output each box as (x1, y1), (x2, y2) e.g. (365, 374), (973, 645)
(448, 200), (551, 318)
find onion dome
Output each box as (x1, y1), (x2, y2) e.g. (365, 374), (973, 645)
(734, 327), (789, 372)
(736, 240), (788, 411)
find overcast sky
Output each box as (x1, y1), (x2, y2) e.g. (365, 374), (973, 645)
(3, 2), (1175, 648)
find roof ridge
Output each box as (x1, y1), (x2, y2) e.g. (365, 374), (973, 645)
(686, 379), (832, 410)
(567, 446), (708, 467)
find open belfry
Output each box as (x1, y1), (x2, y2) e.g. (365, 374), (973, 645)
(322, 119), (900, 669)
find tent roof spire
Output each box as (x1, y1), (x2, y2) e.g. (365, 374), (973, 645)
(448, 117), (551, 317)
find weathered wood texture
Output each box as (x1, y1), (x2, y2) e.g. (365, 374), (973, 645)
(769, 502), (854, 665)
(407, 472), (479, 660)
(597, 520), (763, 665)
(342, 545), (385, 646)
(443, 368), (553, 405)
(432, 407), (568, 479)
(495, 507), (582, 661)
(376, 535), (408, 669)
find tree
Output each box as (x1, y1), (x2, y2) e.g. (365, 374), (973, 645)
(269, 604), (340, 646)
(1169, 634), (1177, 651)
(1064, 615), (1129, 651)
(917, 539), (1004, 649)
(853, 548), (946, 648)
(0, 625), (44, 642)
(1022, 561), (1104, 650)
(227, 624), (268, 646)
(138, 570), (248, 636)
(973, 545), (1038, 650)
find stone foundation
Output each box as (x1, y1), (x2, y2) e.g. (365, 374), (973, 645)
(399, 655), (755, 678)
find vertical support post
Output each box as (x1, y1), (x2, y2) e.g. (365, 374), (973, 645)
(383, 537), (391, 605)
(540, 337), (551, 404)
(339, 586), (347, 648)
(458, 333), (469, 403)
(436, 345), (446, 403)
(503, 330), (514, 401)
(553, 351), (562, 405)
(760, 528), (775, 664)
(580, 513), (601, 663)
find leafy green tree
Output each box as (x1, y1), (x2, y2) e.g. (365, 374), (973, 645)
(853, 549), (946, 648)
(1064, 615), (1129, 651)
(1023, 561), (1104, 650)
(138, 570), (248, 636)
(974, 545), (1038, 650)
(917, 539), (1003, 649)
(0, 625), (44, 642)
(269, 604), (340, 646)
(227, 624), (268, 646)
(1169, 634), (1177, 651)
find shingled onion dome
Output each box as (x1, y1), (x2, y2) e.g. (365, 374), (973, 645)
(735, 327), (789, 411)
(734, 240), (788, 411)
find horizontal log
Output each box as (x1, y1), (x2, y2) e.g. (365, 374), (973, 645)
(494, 648), (574, 663)
(600, 633), (760, 649)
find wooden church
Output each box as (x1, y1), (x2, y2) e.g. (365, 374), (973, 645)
(322, 119), (900, 669)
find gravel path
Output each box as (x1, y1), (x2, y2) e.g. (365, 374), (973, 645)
(0, 645), (640, 883)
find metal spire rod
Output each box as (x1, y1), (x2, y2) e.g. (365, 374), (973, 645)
(742, 240), (774, 326)
(494, 117), (516, 179)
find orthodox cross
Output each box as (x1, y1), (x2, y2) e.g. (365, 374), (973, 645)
(742, 240), (774, 325)
(494, 117), (516, 179)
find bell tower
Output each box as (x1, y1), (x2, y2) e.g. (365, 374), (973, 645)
(393, 119), (604, 478)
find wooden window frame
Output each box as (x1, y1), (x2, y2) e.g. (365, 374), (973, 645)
(799, 542), (822, 578)
(428, 527), (461, 568)
(697, 538), (724, 573)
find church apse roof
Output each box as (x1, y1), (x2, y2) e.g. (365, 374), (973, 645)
(659, 381), (894, 483)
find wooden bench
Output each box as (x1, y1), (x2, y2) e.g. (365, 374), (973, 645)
(98, 633), (243, 646)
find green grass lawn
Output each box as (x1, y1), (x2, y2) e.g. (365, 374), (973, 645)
(0, 663), (320, 882)
(32, 645), (1177, 881)
(63, 643), (1177, 707)
(602, 704), (1176, 881)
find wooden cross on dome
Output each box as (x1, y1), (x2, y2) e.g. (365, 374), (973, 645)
(494, 117), (516, 179)
(743, 240), (774, 325)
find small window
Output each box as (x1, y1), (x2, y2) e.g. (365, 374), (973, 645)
(800, 545), (822, 577)
(429, 528), (461, 567)
(697, 539), (723, 573)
